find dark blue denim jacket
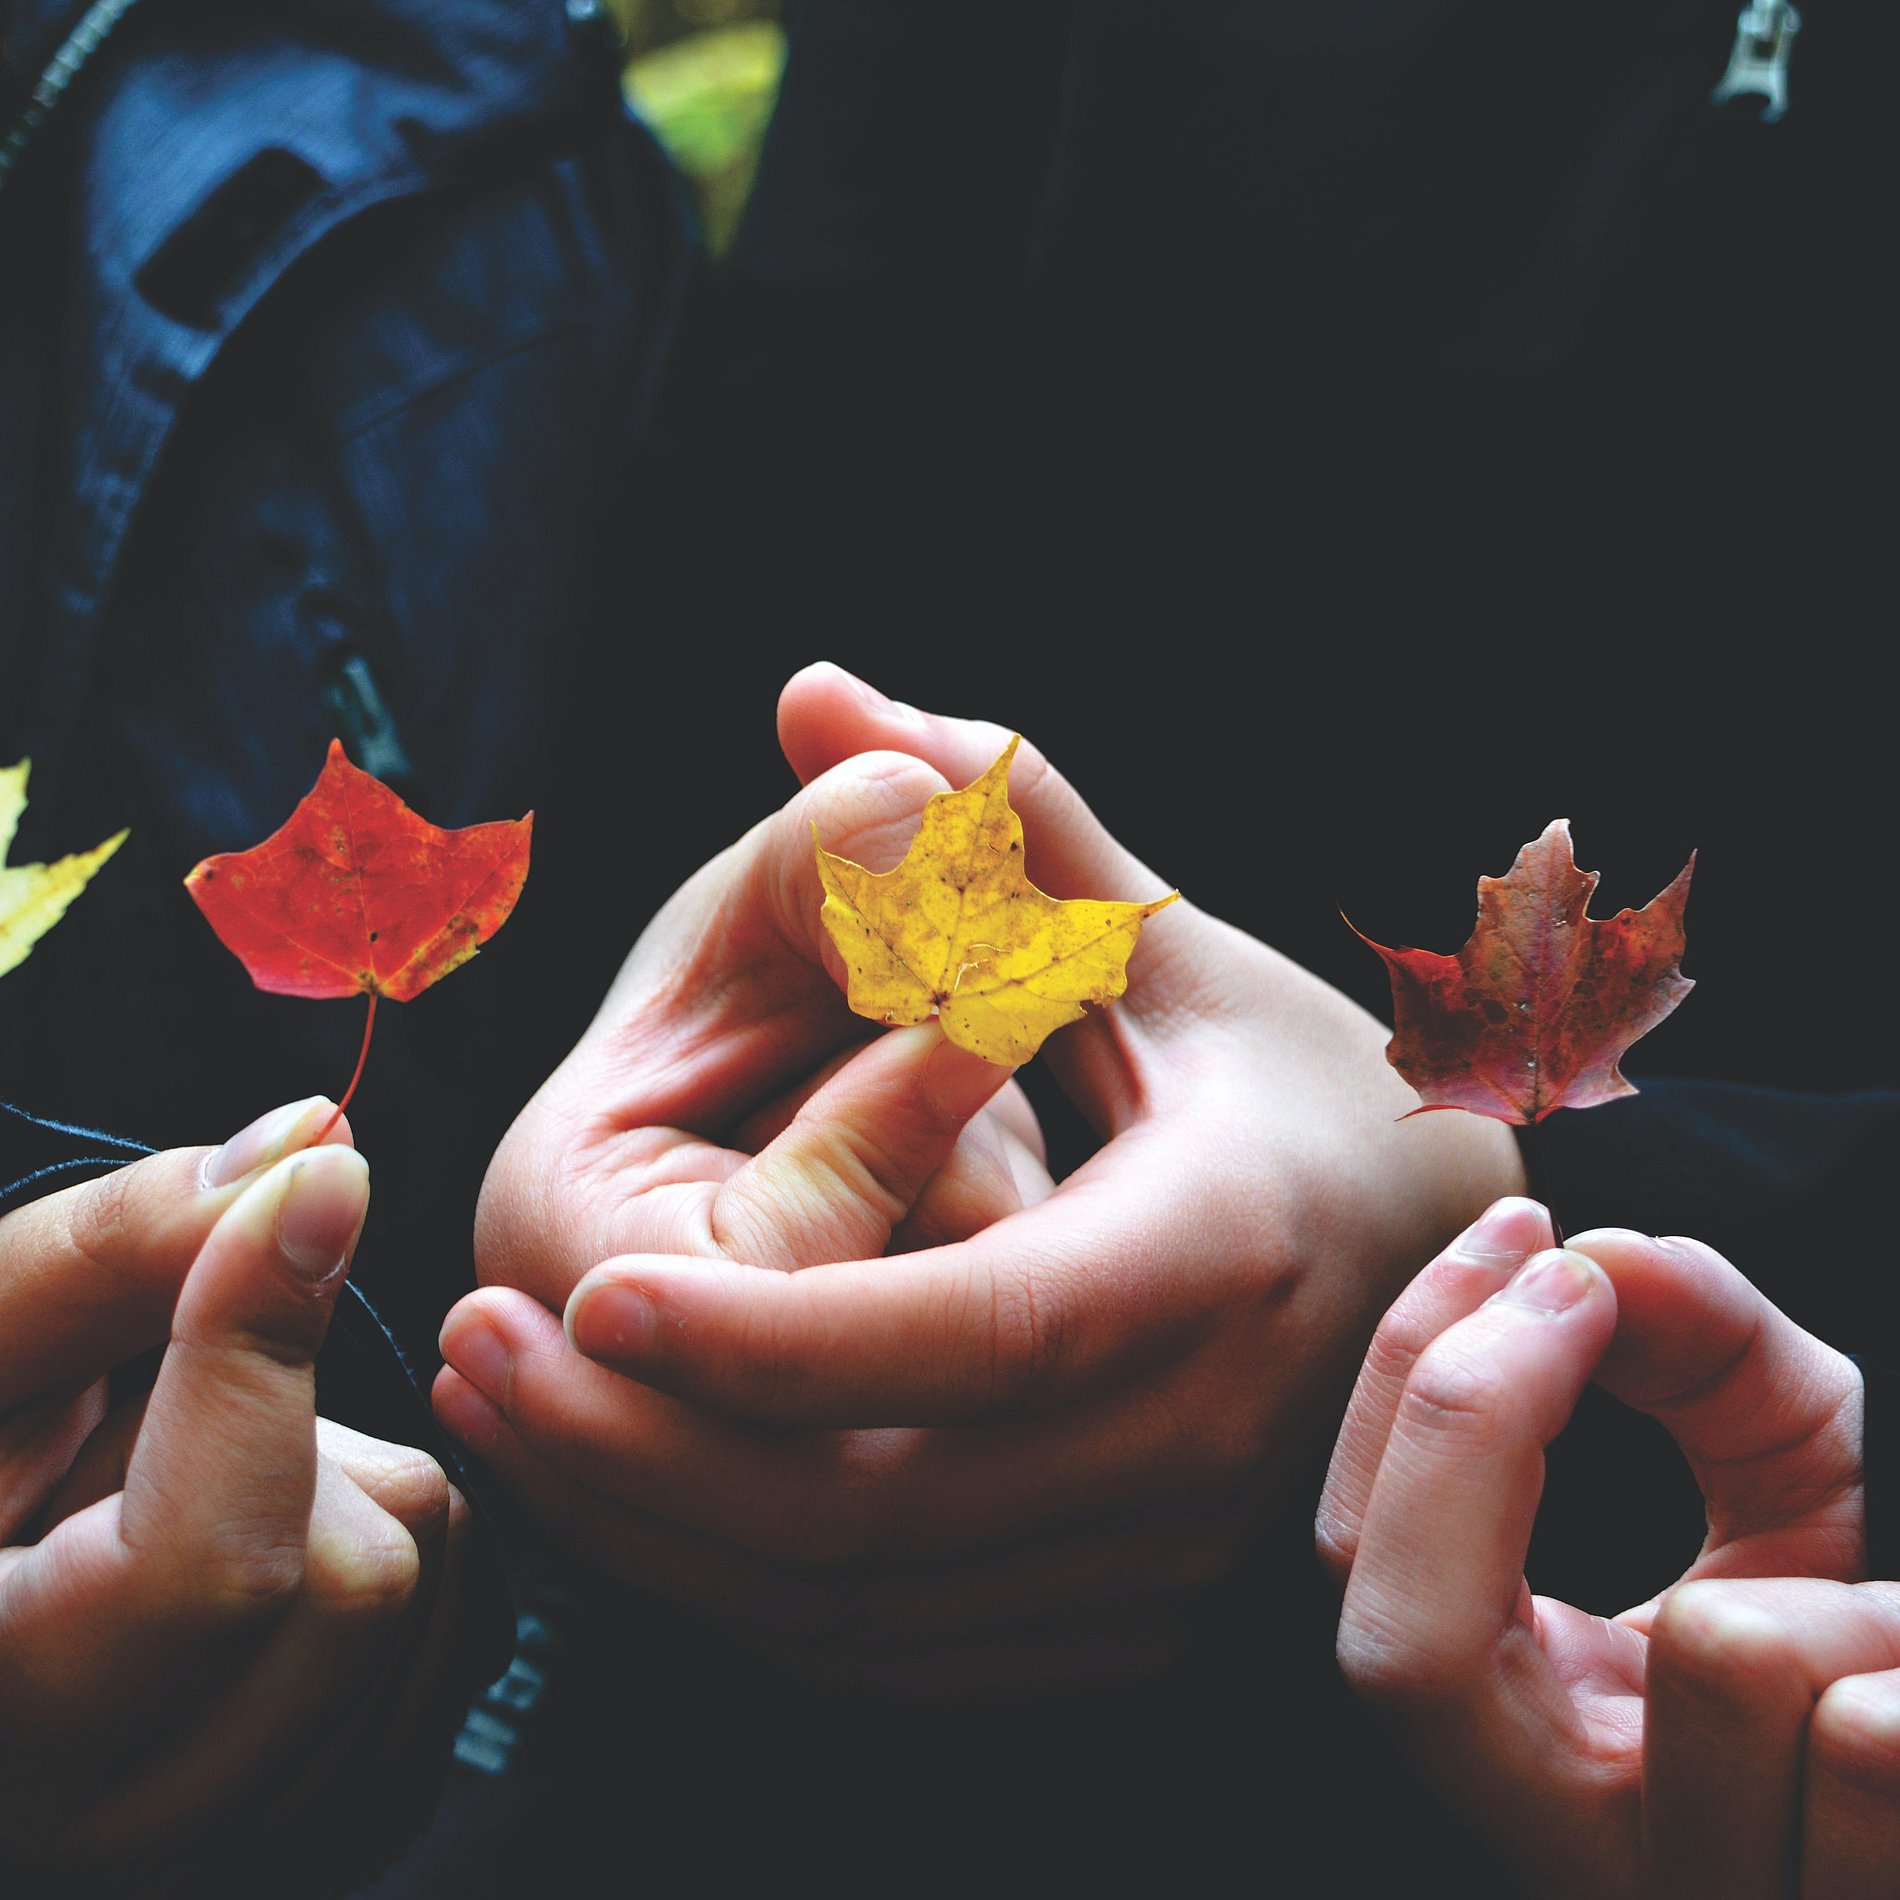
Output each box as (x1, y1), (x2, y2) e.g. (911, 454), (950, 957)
(0, 1), (695, 1886)
(0, 0), (695, 1339)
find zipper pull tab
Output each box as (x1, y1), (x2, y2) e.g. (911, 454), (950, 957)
(1711, 0), (1801, 122)
(325, 653), (416, 790)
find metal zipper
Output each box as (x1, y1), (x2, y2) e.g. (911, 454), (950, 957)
(0, 0), (143, 195)
(1712, 0), (1802, 122)
(324, 651), (417, 790)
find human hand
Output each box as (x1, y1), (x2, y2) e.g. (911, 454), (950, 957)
(0, 1103), (470, 1883)
(1318, 1207), (1888, 1898)
(439, 664), (1523, 1695)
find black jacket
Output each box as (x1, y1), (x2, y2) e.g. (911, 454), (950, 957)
(4, 1), (1894, 1892)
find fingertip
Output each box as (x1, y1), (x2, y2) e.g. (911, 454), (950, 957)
(1449, 1195), (1553, 1266)
(780, 659), (890, 711)
(164, 1147), (369, 1372)
(201, 1143), (367, 1292)
(200, 1095), (343, 1190)
(918, 1026), (1015, 1117)
(272, 1144), (370, 1285)
(565, 1275), (657, 1367)
(1490, 1246), (1614, 1317)
(1815, 1670), (1900, 1753)
(778, 663), (919, 782)
(441, 1285), (551, 1362)
(433, 1366), (500, 1452)
(1566, 1226), (1670, 1261)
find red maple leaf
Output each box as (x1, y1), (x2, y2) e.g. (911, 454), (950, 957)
(1352, 820), (1694, 1125)
(185, 740), (531, 1124)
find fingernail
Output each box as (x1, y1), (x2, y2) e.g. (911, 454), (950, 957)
(1496, 1248), (1599, 1313)
(568, 1284), (657, 1363)
(1453, 1196), (1549, 1265)
(441, 1318), (512, 1405)
(274, 1146), (369, 1281)
(923, 1032), (1011, 1117)
(203, 1097), (333, 1188)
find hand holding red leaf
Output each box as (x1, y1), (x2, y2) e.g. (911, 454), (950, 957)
(185, 741), (531, 1125)
(1353, 819), (1693, 1125)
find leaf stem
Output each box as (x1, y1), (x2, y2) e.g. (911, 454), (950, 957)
(318, 991), (379, 1140)
(1521, 1119), (1563, 1247)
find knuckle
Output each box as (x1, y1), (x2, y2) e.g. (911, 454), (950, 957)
(731, 1299), (818, 1417)
(193, 1537), (308, 1625)
(984, 1261), (1068, 1406)
(1366, 1296), (1447, 1382)
(1648, 1581), (1802, 1700)
(63, 1159), (137, 1277)
(1334, 1614), (1455, 1713)
(357, 1449), (452, 1541)
(1395, 1342), (1512, 1451)
(1811, 1679), (1900, 1800)
(1314, 1506), (1357, 1586)
(303, 1517), (423, 1621)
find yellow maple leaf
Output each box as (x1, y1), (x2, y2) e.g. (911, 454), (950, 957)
(0, 759), (128, 981)
(814, 737), (1178, 1066)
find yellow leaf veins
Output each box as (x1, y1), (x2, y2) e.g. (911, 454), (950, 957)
(814, 737), (1178, 1066)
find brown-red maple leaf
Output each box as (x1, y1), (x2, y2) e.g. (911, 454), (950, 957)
(1353, 820), (1694, 1125)
(185, 740), (531, 1126)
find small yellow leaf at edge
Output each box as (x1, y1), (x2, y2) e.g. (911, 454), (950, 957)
(0, 759), (129, 981)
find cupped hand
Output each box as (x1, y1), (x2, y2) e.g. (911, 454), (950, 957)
(442, 664), (1523, 1695)
(0, 1103), (470, 1882)
(1318, 1210), (1888, 1898)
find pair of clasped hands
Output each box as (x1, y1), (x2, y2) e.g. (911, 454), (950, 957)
(3, 664), (1892, 1894)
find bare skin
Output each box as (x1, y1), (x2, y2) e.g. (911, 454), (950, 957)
(437, 664), (1524, 1696)
(0, 1100), (470, 1882)
(1321, 1208), (1890, 1898)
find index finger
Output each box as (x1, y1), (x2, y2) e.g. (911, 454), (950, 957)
(119, 1146), (370, 1612)
(0, 1147), (370, 1723)
(0, 1097), (349, 1411)
(563, 1132), (1236, 1425)
(1565, 1229), (1864, 1573)
(1316, 1195), (1554, 1588)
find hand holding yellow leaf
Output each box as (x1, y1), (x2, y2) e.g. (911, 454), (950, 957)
(0, 760), (127, 981)
(814, 737), (1177, 1065)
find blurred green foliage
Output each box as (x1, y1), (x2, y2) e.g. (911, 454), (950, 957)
(619, 1), (786, 257)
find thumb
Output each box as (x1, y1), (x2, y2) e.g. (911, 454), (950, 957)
(777, 663), (1174, 906)
(0, 1148), (369, 1723)
(1568, 1228), (1864, 1575)
(709, 1024), (1013, 1269)
(0, 1097), (351, 1412)
(567, 1026), (1010, 1356)
(120, 1145), (370, 1596)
